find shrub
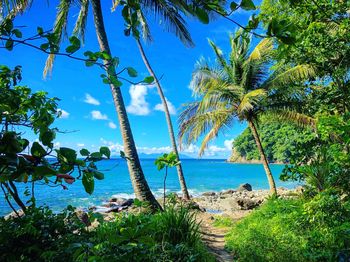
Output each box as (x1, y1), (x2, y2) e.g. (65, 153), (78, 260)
(226, 196), (350, 261)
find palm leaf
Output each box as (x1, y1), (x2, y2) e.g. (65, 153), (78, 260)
(73, 0), (89, 43)
(237, 89), (267, 114)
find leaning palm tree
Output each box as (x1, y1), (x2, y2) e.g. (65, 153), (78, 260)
(179, 31), (315, 195)
(42, 0), (161, 210)
(118, 2), (195, 200)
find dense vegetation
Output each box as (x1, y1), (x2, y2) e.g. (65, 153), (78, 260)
(229, 121), (314, 163)
(226, 195), (350, 261)
(1, 0), (350, 261)
(0, 205), (212, 262)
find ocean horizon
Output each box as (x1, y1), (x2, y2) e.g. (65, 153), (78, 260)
(0, 159), (299, 215)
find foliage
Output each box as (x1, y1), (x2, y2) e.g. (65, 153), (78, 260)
(212, 216), (234, 228)
(226, 196), (350, 261)
(0, 205), (212, 262)
(231, 121), (314, 163)
(0, 65), (109, 213)
(281, 113), (350, 194)
(155, 152), (180, 209)
(260, 0), (350, 76)
(0, 206), (90, 262)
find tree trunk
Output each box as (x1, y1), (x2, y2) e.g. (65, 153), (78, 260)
(90, 0), (161, 211)
(136, 39), (190, 200)
(248, 120), (277, 195)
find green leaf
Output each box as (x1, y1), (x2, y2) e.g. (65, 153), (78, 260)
(59, 147), (77, 163)
(80, 149), (90, 156)
(40, 43), (50, 51)
(120, 151), (126, 159)
(5, 40), (13, 51)
(12, 29), (22, 38)
(110, 76), (123, 87)
(127, 67), (138, 77)
(93, 170), (104, 180)
(100, 147), (111, 158)
(65, 45), (80, 54)
(37, 27), (44, 35)
(230, 1), (238, 11)
(82, 171), (94, 195)
(90, 152), (102, 159)
(40, 129), (56, 147)
(240, 0), (255, 10)
(85, 60), (95, 67)
(34, 166), (57, 176)
(143, 76), (154, 84)
(31, 142), (46, 158)
(195, 8), (209, 24)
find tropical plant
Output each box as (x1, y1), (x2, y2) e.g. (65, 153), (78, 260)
(155, 152), (180, 209)
(0, 65), (109, 215)
(114, 0), (202, 201)
(179, 30), (315, 195)
(38, 0), (161, 210)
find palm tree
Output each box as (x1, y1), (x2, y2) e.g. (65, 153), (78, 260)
(42, 0), (161, 210)
(121, 2), (193, 200)
(179, 31), (315, 195)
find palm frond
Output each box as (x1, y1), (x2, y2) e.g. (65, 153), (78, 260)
(266, 110), (316, 129)
(0, 0), (31, 20)
(208, 39), (228, 70)
(73, 0), (89, 43)
(140, 0), (193, 47)
(265, 65), (316, 88)
(44, 0), (73, 78)
(137, 9), (153, 42)
(237, 89), (267, 114)
(248, 38), (273, 61)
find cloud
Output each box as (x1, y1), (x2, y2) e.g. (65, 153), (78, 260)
(126, 84), (152, 115)
(180, 144), (199, 154)
(77, 143), (85, 147)
(137, 146), (172, 154)
(84, 93), (100, 105)
(108, 121), (117, 129)
(91, 110), (108, 120)
(154, 98), (176, 115)
(224, 139), (234, 150)
(57, 109), (69, 119)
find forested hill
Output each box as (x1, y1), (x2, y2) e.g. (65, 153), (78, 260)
(228, 122), (314, 163)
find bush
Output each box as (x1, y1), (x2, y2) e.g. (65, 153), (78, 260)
(0, 206), (212, 262)
(226, 195), (350, 261)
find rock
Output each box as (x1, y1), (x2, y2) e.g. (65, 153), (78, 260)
(221, 189), (235, 195)
(75, 209), (90, 226)
(295, 186), (305, 194)
(109, 197), (126, 204)
(120, 198), (134, 207)
(237, 183), (252, 191)
(103, 202), (119, 208)
(236, 198), (262, 210)
(4, 209), (25, 220)
(202, 192), (216, 197)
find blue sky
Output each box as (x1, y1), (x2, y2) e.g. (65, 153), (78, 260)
(1, 1), (259, 159)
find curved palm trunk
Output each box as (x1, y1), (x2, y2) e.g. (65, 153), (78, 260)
(136, 39), (190, 200)
(91, 0), (161, 211)
(248, 120), (277, 195)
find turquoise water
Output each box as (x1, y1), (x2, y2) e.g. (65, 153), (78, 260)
(0, 159), (298, 215)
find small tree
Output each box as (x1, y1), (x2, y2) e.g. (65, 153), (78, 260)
(155, 152), (180, 209)
(0, 65), (110, 215)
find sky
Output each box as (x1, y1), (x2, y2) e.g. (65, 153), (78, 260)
(1, 1), (259, 159)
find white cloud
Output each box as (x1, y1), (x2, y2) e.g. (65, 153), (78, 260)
(108, 121), (117, 129)
(100, 138), (124, 154)
(91, 110), (108, 120)
(126, 84), (152, 115)
(57, 109), (69, 119)
(77, 143), (85, 147)
(137, 146), (172, 154)
(180, 144), (199, 154)
(154, 98), (176, 115)
(84, 93), (100, 105)
(54, 142), (61, 148)
(224, 139), (234, 150)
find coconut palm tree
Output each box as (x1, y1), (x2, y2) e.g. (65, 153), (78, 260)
(119, 2), (194, 200)
(179, 31), (315, 195)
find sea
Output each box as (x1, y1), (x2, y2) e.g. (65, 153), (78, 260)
(0, 159), (299, 216)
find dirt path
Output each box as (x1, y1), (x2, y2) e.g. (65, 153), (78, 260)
(197, 211), (250, 262)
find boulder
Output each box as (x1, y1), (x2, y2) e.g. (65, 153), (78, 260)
(75, 209), (90, 226)
(236, 198), (262, 210)
(221, 189), (235, 195)
(202, 192), (216, 197)
(120, 198), (134, 207)
(109, 197), (126, 204)
(237, 183), (252, 191)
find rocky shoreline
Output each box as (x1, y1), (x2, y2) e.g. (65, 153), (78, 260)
(89, 183), (301, 218)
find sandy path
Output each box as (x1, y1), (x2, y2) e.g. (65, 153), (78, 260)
(196, 211), (250, 262)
